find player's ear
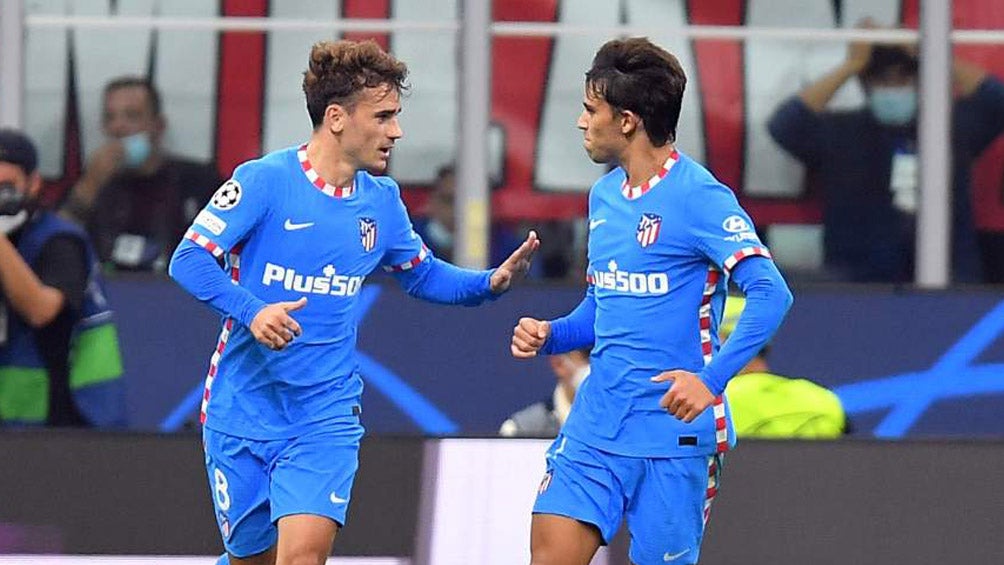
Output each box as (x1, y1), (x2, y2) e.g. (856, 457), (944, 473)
(619, 109), (639, 136)
(325, 103), (346, 134)
(26, 171), (43, 199)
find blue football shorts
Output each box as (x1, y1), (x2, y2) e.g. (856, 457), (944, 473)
(533, 433), (723, 565)
(202, 417), (364, 557)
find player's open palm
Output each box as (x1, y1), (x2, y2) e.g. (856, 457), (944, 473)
(511, 317), (551, 359)
(250, 297), (306, 351)
(490, 231), (540, 294)
(651, 370), (715, 423)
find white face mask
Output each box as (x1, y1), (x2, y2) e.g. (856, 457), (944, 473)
(869, 86), (917, 126)
(0, 181), (29, 234)
(121, 132), (152, 168)
(0, 209), (27, 234)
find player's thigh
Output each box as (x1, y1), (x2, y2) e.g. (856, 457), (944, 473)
(203, 428), (277, 559)
(530, 513), (603, 565)
(531, 434), (626, 560)
(275, 513), (339, 565)
(269, 419), (364, 530)
(625, 454), (722, 565)
(228, 545), (276, 565)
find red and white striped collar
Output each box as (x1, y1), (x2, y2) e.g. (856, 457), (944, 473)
(620, 150), (679, 200)
(297, 143), (355, 198)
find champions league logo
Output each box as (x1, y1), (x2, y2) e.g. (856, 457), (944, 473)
(211, 180), (242, 211)
(359, 217), (378, 252)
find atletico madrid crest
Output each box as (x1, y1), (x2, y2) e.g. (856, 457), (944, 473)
(359, 217), (377, 252)
(636, 213), (662, 248)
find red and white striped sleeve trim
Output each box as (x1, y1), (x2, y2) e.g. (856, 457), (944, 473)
(383, 244), (430, 272)
(184, 228), (225, 259)
(722, 246), (772, 274)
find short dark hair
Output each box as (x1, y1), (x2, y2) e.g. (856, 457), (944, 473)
(585, 37), (686, 146)
(435, 163), (455, 182)
(104, 76), (162, 116)
(302, 40), (409, 128)
(0, 129), (38, 174)
(860, 46), (918, 83)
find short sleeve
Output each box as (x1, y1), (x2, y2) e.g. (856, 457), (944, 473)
(35, 235), (89, 315)
(378, 178), (431, 272)
(684, 183), (772, 275)
(183, 163), (271, 258)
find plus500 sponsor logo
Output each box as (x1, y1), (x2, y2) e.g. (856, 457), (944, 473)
(592, 270), (669, 295)
(262, 262), (364, 296)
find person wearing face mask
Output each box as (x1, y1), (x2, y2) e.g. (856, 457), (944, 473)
(62, 76), (222, 272)
(0, 130), (125, 427)
(412, 163), (535, 272)
(767, 23), (1004, 283)
(499, 347), (590, 438)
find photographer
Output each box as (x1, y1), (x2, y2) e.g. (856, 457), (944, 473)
(0, 130), (124, 427)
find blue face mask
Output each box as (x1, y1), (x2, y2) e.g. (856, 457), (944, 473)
(121, 132), (152, 168)
(869, 86), (917, 126)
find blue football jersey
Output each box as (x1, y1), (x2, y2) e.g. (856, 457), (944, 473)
(562, 151), (772, 457)
(183, 145), (428, 439)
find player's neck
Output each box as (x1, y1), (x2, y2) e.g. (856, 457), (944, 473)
(620, 143), (676, 188)
(305, 135), (357, 188)
(738, 356), (770, 376)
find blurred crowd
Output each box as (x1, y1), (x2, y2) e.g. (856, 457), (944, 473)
(4, 25), (1004, 427)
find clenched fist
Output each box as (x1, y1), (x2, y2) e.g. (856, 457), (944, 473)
(510, 317), (551, 358)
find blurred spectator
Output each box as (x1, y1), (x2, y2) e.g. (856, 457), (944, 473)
(499, 347), (590, 437)
(413, 164), (527, 269)
(768, 25), (1004, 283)
(63, 76), (221, 273)
(721, 296), (845, 438)
(0, 130), (125, 427)
(981, 171), (1004, 284)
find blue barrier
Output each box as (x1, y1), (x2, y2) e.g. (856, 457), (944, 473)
(109, 277), (1004, 437)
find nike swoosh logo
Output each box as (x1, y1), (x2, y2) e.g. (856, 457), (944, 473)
(284, 219), (315, 231)
(663, 549), (690, 561)
(330, 493), (348, 504)
(589, 218), (607, 230)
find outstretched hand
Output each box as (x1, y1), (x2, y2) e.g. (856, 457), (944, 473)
(250, 297), (306, 351)
(651, 370), (715, 423)
(490, 230), (540, 294)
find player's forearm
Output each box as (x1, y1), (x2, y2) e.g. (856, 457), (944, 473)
(542, 288), (596, 355)
(700, 258), (793, 395)
(798, 62), (859, 113)
(0, 234), (65, 328)
(396, 257), (495, 306)
(168, 240), (267, 327)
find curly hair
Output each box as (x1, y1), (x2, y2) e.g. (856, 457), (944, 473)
(585, 37), (686, 146)
(302, 40), (409, 128)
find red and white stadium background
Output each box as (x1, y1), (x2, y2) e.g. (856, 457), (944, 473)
(18, 0), (1004, 234)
